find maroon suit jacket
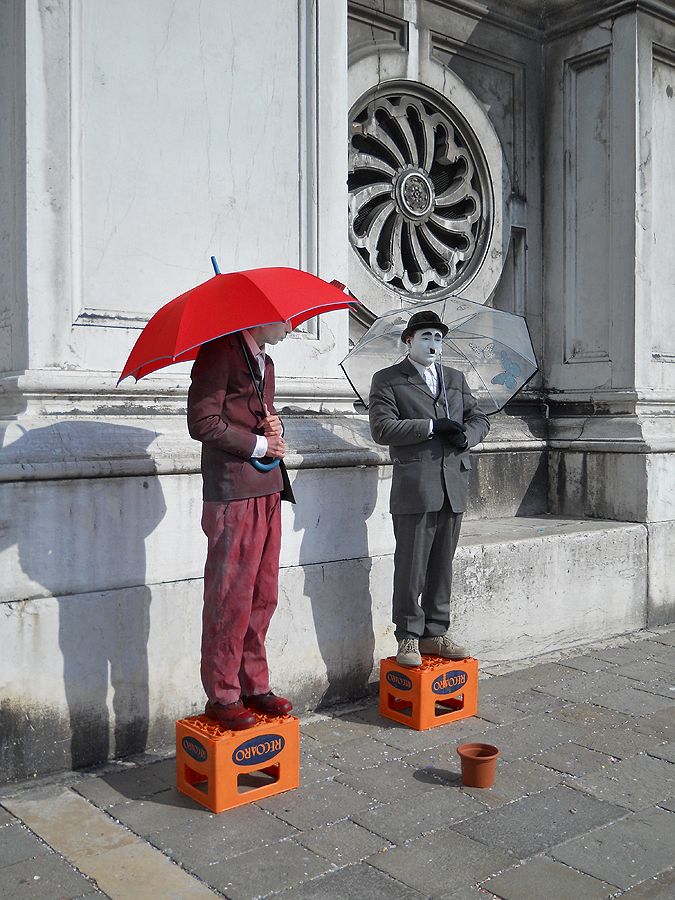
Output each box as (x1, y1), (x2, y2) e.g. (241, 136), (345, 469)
(187, 333), (294, 503)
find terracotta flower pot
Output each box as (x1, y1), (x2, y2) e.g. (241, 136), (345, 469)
(457, 742), (500, 788)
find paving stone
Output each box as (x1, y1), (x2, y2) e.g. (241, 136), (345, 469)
(481, 857), (616, 899)
(633, 707), (675, 741)
(3, 788), (139, 859)
(455, 757), (564, 808)
(277, 862), (425, 899)
(505, 690), (570, 715)
(350, 788), (485, 844)
(469, 715), (585, 761)
(144, 757), (179, 786)
(450, 784), (627, 858)
(531, 743), (617, 776)
(591, 688), (675, 717)
(557, 655), (615, 674)
(592, 646), (652, 666)
(294, 819), (391, 865)
(465, 699), (529, 725)
(352, 704), (485, 753)
(300, 735), (342, 782)
(335, 758), (448, 803)
(573, 754), (675, 810)
(549, 703), (633, 730)
(367, 827), (515, 895)
(195, 836), (334, 898)
(75, 840), (215, 898)
(646, 630), (675, 648)
(478, 664), (571, 701)
(73, 767), (170, 808)
(661, 797), (675, 812)
(647, 742), (675, 764)
(106, 787), (214, 836)
(574, 724), (667, 760)
(550, 805), (675, 890)
(301, 714), (385, 746)
(0, 824), (50, 867)
(533, 670), (637, 702)
(299, 748), (342, 784)
(147, 803), (298, 866)
(0, 806), (16, 827)
(613, 660), (675, 683)
(620, 868), (675, 899)
(637, 679), (675, 700)
(256, 778), (372, 829)
(0, 854), (98, 899)
(309, 735), (404, 772)
(638, 642), (675, 665)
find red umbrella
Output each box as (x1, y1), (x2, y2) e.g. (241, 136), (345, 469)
(118, 265), (357, 383)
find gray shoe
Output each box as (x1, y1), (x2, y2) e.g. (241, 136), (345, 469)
(396, 637), (422, 667)
(419, 634), (468, 660)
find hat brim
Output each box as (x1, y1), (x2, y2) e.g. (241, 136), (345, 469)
(401, 322), (449, 342)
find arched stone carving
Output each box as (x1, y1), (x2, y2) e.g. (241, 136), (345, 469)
(349, 87), (487, 298)
(348, 48), (511, 316)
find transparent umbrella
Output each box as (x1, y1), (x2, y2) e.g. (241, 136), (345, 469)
(340, 295), (538, 414)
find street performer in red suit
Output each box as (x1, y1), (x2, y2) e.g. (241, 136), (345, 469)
(187, 323), (295, 730)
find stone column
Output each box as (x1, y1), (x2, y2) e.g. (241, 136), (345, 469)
(544, 3), (675, 622)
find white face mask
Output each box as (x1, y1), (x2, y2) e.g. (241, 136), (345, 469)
(250, 321), (292, 347)
(407, 329), (444, 367)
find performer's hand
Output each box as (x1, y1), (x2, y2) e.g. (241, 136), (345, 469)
(261, 403), (283, 437)
(266, 434), (286, 459)
(433, 418), (466, 436)
(445, 431), (469, 450)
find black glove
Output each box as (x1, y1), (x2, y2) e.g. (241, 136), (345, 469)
(446, 432), (469, 450)
(433, 418), (466, 437)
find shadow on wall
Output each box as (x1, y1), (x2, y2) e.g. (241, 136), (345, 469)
(0, 421), (165, 774)
(290, 421), (380, 707)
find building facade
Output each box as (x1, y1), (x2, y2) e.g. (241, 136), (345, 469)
(1, 0), (673, 781)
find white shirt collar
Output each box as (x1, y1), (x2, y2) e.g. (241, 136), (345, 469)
(241, 329), (265, 376)
(408, 358), (438, 381)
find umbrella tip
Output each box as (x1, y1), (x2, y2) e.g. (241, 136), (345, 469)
(210, 256), (221, 275)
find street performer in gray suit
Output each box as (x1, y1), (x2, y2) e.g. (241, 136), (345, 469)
(369, 310), (490, 668)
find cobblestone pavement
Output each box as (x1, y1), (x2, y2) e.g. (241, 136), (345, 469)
(2, 626), (674, 899)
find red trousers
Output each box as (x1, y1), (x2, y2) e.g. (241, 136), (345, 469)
(200, 494), (281, 705)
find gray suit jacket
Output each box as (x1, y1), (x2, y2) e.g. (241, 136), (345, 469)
(369, 358), (490, 515)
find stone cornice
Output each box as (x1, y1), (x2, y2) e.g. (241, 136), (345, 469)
(426, 0), (675, 40)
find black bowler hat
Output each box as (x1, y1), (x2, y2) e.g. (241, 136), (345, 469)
(401, 310), (449, 343)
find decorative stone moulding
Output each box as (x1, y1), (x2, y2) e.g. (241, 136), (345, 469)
(349, 89), (486, 297)
(348, 51), (511, 317)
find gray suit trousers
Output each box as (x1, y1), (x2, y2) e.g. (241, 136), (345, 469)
(392, 500), (462, 640)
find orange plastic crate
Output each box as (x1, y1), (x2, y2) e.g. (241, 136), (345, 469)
(379, 655), (478, 730)
(175, 712), (300, 813)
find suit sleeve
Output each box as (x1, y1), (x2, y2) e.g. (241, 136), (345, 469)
(369, 371), (433, 446)
(461, 373), (490, 449)
(187, 338), (257, 458)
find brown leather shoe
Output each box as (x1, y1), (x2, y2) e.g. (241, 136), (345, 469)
(241, 691), (293, 715)
(204, 700), (256, 730)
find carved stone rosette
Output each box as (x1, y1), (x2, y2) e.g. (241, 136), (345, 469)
(349, 89), (490, 298)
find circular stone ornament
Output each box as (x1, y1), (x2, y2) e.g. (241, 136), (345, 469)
(349, 87), (490, 298)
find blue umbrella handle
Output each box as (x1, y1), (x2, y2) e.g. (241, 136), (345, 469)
(251, 457), (281, 472)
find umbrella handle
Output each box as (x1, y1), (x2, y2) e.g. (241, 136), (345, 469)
(250, 457), (281, 472)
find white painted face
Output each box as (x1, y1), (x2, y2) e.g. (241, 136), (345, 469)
(407, 328), (444, 367)
(250, 321), (292, 347)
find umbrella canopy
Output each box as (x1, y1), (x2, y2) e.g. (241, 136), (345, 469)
(340, 295), (537, 414)
(118, 266), (356, 383)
